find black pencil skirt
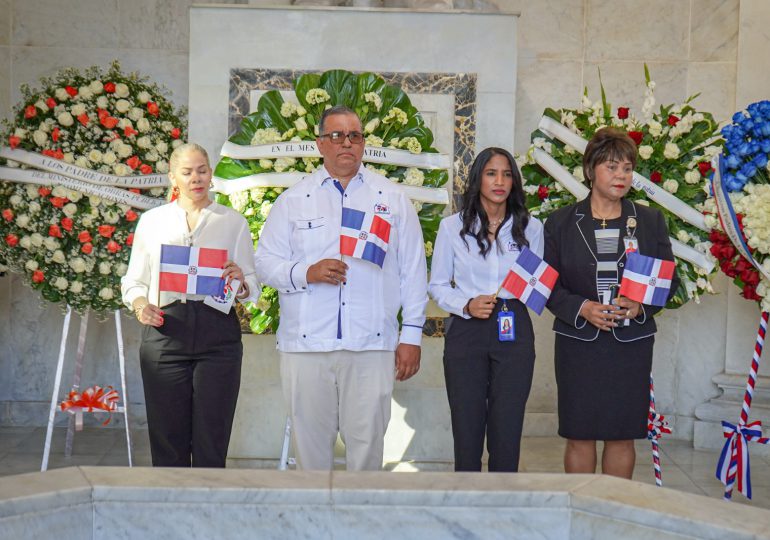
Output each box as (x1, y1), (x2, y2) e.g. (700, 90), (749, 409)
(555, 331), (654, 441)
(139, 300), (243, 467)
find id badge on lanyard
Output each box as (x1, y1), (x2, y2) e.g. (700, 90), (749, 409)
(497, 301), (515, 342)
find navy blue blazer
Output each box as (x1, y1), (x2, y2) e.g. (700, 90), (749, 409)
(543, 197), (679, 342)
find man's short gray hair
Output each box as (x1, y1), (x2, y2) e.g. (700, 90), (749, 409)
(318, 105), (360, 135)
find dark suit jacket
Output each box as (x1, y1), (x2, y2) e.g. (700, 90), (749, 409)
(543, 197), (679, 342)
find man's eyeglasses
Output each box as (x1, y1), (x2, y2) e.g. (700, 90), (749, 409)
(319, 131), (364, 144)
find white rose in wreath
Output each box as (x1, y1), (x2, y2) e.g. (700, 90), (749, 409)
(137, 118), (150, 132)
(638, 145), (654, 160)
(663, 179), (679, 193)
(44, 237), (59, 250)
(54, 277), (68, 290)
(114, 83), (129, 98)
(88, 149), (103, 163)
(137, 136), (152, 149)
(115, 99), (131, 113)
(55, 88), (70, 101)
(99, 288), (114, 300)
(128, 107), (144, 121)
(70, 282), (83, 294)
(57, 112), (74, 127)
(19, 236), (31, 250)
(663, 143), (680, 160)
(113, 163), (131, 176)
(32, 130), (48, 146)
(25, 260), (38, 271)
(90, 80), (104, 94)
(62, 203), (78, 218)
(51, 250), (66, 264)
(69, 257), (87, 273)
(102, 151), (117, 165)
(70, 103), (87, 117)
(16, 214), (30, 228)
(96, 96), (109, 109)
(137, 91), (152, 103)
(99, 262), (112, 275)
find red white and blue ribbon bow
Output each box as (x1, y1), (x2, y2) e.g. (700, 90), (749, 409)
(60, 385), (120, 430)
(716, 420), (770, 499)
(647, 411), (671, 440)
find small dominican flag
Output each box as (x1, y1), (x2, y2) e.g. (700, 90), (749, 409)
(500, 246), (559, 315)
(619, 252), (675, 307)
(159, 244), (228, 296)
(340, 207), (391, 268)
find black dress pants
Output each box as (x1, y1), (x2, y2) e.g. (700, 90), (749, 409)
(443, 299), (536, 472)
(139, 300), (243, 467)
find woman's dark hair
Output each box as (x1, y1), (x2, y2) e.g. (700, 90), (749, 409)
(582, 127), (638, 187)
(460, 147), (530, 257)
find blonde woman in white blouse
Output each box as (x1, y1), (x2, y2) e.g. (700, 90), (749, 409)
(429, 147), (543, 472)
(121, 142), (258, 468)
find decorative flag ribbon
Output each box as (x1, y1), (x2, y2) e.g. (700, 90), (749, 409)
(499, 246), (558, 315)
(716, 420), (770, 500)
(717, 310), (770, 500)
(60, 385), (119, 430)
(619, 252), (676, 307)
(159, 244), (228, 296)
(340, 208), (391, 268)
(647, 376), (670, 487)
(710, 156), (770, 282)
(211, 173), (449, 205)
(220, 140), (452, 170)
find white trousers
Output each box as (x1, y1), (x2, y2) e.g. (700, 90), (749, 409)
(280, 350), (395, 471)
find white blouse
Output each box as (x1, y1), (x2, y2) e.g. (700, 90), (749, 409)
(428, 212), (544, 318)
(121, 201), (259, 309)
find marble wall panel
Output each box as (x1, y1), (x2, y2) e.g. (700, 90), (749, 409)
(0, 0), (9, 46)
(514, 57), (583, 152)
(387, 387), (452, 462)
(0, 505), (92, 540)
(690, 0), (739, 62)
(12, 0), (120, 48)
(735, 0), (770, 109)
(475, 91), (516, 151)
(585, 0), (689, 62)
(501, 0), (584, 60)
(331, 506), (570, 539)
(0, 46), (9, 121)
(686, 62), (737, 123)
(116, 0), (249, 51)
(95, 501), (335, 540)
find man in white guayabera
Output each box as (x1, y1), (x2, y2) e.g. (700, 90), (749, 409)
(255, 105), (427, 470)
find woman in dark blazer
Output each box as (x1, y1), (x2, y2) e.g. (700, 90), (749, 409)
(544, 127), (678, 479)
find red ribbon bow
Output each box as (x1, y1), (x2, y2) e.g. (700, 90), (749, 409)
(60, 385), (119, 429)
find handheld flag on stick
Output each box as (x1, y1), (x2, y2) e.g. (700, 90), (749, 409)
(340, 207), (391, 268)
(619, 252), (675, 307)
(499, 246), (558, 315)
(159, 244), (228, 296)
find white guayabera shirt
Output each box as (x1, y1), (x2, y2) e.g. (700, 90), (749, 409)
(255, 165), (428, 353)
(429, 213), (544, 318)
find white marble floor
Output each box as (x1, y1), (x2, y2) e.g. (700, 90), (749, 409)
(1, 426), (769, 511)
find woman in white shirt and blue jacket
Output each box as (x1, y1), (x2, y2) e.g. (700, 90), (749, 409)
(429, 147), (543, 472)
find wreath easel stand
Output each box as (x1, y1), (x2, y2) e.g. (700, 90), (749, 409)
(40, 306), (132, 471)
